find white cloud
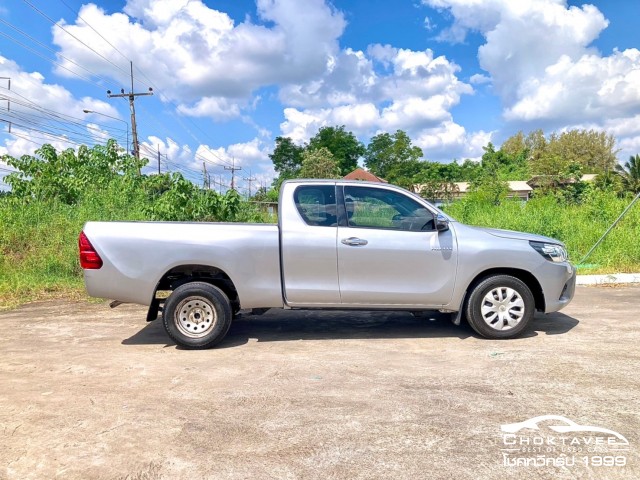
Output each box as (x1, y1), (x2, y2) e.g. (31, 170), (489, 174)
(469, 73), (491, 85)
(49, 1), (491, 163)
(0, 127), (76, 158)
(177, 97), (242, 121)
(195, 138), (275, 191)
(0, 55), (117, 157)
(278, 44), (483, 161)
(424, 16), (436, 31)
(423, 0), (640, 158)
(505, 49), (640, 123)
(414, 122), (493, 161)
(52, 0), (346, 119)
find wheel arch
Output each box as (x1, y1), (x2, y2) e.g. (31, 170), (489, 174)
(147, 264), (240, 321)
(465, 268), (545, 313)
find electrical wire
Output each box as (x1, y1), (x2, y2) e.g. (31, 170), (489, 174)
(6, 1), (262, 190)
(0, 89), (128, 146)
(21, 0), (131, 81)
(0, 17), (113, 87)
(0, 30), (101, 87)
(57, 0), (131, 66)
(1, 114), (127, 147)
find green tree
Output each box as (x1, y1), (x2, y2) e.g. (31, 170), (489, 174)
(308, 125), (365, 176)
(269, 136), (304, 182)
(615, 154), (640, 194)
(594, 170), (624, 194)
(556, 162), (589, 204)
(386, 158), (430, 189)
(364, 130), (423, 179)
(468, 176), (509, 205)
(457, 159), (482, 182)
(500, 131), (527, 158)
(480, 142), (529, 180)
(4, 140), (145, 204)
(298, 147), (341, 179)
(418, 180), (460, 204)
(528, 129), (618, 175)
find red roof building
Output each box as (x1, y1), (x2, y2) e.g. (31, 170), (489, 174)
(343, 168), (387, 183)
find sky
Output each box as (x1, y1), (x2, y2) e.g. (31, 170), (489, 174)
(0, 0), (639, 194)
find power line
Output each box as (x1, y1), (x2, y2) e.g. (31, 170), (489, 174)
(106, 62), (153, 160)
(138, 99), (235, 169)
(53, 0), (231, 171)
(244, 172), (256, 197)
(224, 157), (242, 191)
(7, 2), (260, 190)
(57, 0), (131, 66)
(1, 109), (127, 146)
(0, 17), (112, 87)
(0, 87), (125, 132)
(20, 0), (131, 80)
(0, 29), (102, 87)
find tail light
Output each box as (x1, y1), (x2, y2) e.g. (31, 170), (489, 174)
(79, 231), (103, 269)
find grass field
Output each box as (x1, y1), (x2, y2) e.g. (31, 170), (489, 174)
(1, 188), (638, 310)
(444, 190), (640, 273)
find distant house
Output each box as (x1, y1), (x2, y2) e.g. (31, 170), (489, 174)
(413, 180), (533, 203)
(527, 174), (597, 189)
(413, 174), (599, 203)
(343, 168), (387, 183)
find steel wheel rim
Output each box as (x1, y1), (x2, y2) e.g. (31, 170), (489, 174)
(480, 287), (525, 331)
(174, 296), (217, 338)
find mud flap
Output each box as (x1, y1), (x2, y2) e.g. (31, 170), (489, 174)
(146, 298), (161, 322)
(451, 293), (466, 326)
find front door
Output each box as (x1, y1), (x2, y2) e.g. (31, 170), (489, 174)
(337, 185), (457, 307)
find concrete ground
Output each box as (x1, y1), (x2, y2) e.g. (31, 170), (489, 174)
(0, 285), (639, 480)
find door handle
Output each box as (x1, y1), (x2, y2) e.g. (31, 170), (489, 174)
(341, 237), (368, 246)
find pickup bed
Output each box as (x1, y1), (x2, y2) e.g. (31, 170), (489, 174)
(80, 179), (576, 348)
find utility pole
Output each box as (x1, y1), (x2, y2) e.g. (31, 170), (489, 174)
(107, 62), (153, 160)
(244, 172), (256, 198)
(224, 157), (242, 191)
(202, 161), (210, 189)
(157, 145), (161, 174)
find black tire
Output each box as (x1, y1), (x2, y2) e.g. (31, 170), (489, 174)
(465, 275), (534, 339)
(163, 282), (233, 349)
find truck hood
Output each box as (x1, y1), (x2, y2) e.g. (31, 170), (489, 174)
(474, 226), (564, 246)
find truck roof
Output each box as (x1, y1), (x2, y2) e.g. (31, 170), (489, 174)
(282, 178), (401, 188)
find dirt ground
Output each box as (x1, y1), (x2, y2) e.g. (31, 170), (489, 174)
(1, 285), (639, 480)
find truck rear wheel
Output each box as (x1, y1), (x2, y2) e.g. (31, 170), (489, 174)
(163, 282), (233, 349)
(465, 275), (534, 339)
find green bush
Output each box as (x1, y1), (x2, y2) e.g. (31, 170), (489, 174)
(444, 187), (640, 272)
(0, 143), (270, 308)
(1, 141), (638, 309)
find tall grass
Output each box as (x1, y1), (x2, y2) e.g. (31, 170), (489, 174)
(0, 184), (148, 309)
(1, 186), (638, 310)
(444, 189), (640, 273)
(0, 182), (273, 309)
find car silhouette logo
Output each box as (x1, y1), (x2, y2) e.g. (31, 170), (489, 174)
(501, 415), (629, 448)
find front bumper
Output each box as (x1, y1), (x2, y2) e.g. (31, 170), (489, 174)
(542, 262), (577, 313)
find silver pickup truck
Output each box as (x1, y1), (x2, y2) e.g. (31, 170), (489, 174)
(80, 179), (576, 348)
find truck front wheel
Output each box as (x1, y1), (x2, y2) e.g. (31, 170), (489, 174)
(465, 275), (534, 339)
(163, 282), (233, 349)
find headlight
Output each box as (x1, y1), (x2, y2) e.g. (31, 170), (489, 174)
(529, 241), (568, 263)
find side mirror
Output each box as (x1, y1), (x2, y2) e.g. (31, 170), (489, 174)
(435, 214), (449, 232)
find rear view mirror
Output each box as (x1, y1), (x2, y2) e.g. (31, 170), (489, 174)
(435, 214), (449, 232)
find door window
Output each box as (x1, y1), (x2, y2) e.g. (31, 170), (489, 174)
(293, 185), (337, 227)
(344, 186), (435, 231)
